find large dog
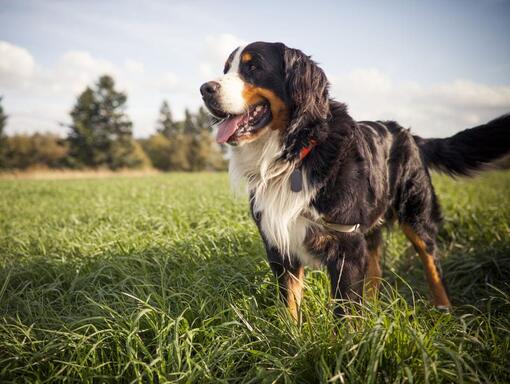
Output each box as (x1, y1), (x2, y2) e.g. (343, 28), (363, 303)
(200, 41), (510, 319)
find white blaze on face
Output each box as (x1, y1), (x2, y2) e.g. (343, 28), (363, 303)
(216, 46), (247, 114)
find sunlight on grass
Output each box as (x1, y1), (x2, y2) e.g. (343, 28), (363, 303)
(0, 171), (509, 382)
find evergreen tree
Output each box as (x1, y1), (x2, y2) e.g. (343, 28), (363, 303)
(195, 106), (212, 133)
(140, 133), (171, 171)
(145, 103), (227, 172)
(185, 108), (200, 170)
(0, 96), (7, 167)
(67, 75), (143, 169)
(0, 96), (6, 138)
(188, 107), (225, 171)
(168, 133), (192, 171)
(183, 109), (197, 135)
(157, 100), (180, 138)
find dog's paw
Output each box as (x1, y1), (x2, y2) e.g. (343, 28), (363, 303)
(435, 305), (452, 314)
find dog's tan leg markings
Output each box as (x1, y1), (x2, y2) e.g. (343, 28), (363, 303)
(365, 245), (382, 299)
(363, 229), (383, 300)
(285, 266), (304, 321)
(401, 225), (451, 309)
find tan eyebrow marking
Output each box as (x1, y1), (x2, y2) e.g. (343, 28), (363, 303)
(241, 52), (252, 63)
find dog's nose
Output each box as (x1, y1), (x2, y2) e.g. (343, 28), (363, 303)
(200, 81), (220, 97)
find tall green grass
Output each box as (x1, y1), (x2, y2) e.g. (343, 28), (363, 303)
(0, 172), (509, 383)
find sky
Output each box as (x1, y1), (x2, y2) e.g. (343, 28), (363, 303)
(0, 0), (509, 138)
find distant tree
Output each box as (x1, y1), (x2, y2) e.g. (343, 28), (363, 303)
(146, 101), (196, 171)
(32, 133), (69, 168)
(202, 106), (227, 169)
(0, 97), (7, 168)
(157, 100), (181, 138)
(145, 103), (226, 172)
(142, 131), (192, 171)
(140, 133), (171, 170)
(145, 107), (193, 172)
(195, 106), (212, 133)
(110, 138), (151, 169)
(67, 75), (145, 169)
(0, 96), (6, 138)
(183, 109), (197, 135)
(188, 107), (226, 171)
(2, 134), (33, 170)
(2, 133), (69, 170)
(188, 137), (202, 171)
(168, 133), (192, 171)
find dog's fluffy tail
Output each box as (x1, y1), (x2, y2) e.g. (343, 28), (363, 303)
(415, 114), (510, 176)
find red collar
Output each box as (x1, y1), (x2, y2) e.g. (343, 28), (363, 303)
(299, 139), (318, 161)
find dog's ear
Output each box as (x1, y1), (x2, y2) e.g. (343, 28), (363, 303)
(283, 47), (330, 132)
(280, 46), (330, 160)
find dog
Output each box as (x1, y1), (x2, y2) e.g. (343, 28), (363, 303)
(200, 41), (510, 319)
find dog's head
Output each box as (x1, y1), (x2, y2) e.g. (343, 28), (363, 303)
(200, 42), (330, 146)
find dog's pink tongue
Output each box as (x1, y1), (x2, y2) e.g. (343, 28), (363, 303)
(216, 115), (242, 144)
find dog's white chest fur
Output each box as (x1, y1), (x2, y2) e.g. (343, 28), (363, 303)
(229, 131), (318, 266)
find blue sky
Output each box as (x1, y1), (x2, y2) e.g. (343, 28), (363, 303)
(1, 0), (509, 137)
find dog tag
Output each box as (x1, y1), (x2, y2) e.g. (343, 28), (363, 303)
(290, 168), (303, 192)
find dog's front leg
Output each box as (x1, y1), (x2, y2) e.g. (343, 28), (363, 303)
(326, 234), (367, 316)
(249, 199), (304, 321)
(266, 247), (304, 322)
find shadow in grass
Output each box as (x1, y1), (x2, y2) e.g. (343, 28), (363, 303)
(3, 224), (509, 330)
(0, 234), (277, 326)
(2, 226), (510, 382)
(0, 233), (295, 382)
(385, 237), (510, 314)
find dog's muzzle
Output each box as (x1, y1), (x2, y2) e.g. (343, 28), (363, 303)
(200, 81), (227, 118)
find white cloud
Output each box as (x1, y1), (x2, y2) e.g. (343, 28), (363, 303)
(0, 44), (121, 96)
(0, 41), (36, 88)
(49, 50), (118, 94)
(0, 41), (184, 137)
(155, 72), (180, 92)
(199, 33), (245, 78)
(425, 80), (510, 108)
(1, 42), (130, 136)
(124, 59), (144, 75)
(2, 39), (509, 140)
(329, 69), (510, 137)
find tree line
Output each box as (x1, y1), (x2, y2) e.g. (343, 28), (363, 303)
(0, 75), (226, 171)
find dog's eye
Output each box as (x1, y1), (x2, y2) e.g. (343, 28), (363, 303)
(249, 64), (258, 72)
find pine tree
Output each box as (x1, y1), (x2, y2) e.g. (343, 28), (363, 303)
(67, 75), (143, 169)
(157, 101), (180, 138)
(0, 96), (6, 138)
(0, 96), (7, 168)
(195, 106), (212, 133)
(145, 102), (189, 171)
(183, 108), (199, 170)
(188, 107), (226, 171)
(183, 109), (197, 135)
(145, 104), (226, 172)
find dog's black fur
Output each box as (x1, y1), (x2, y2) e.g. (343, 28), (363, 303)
(202, 41), (510, 316)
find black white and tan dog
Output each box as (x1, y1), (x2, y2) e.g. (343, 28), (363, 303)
(200, 41), (510, 319)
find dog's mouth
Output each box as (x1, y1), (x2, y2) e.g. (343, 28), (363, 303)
(216, 101), (272, 145)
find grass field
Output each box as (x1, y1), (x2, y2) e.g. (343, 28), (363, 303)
(0, 171), (509, 383)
